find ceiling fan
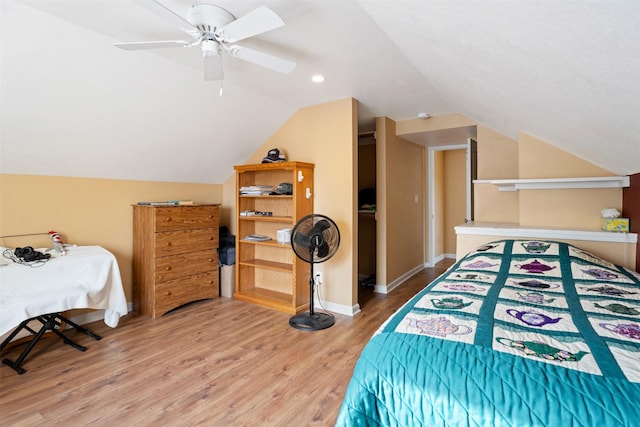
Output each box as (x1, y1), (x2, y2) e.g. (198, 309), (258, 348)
(114, 0), (296, 81)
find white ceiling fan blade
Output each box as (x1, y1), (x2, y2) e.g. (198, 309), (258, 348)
(203, 54), (224, 81)
(229, 46), (296, 74)
(132, 0), (196, 32)
(114, 40), (192, 50)
(219, 6), (285, 43)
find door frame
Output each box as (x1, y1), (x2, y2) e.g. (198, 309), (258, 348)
(426, 142), (471, 267)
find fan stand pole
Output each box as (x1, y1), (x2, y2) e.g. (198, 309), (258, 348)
(309, 260), (315, 315)
(289, 254), (335, 331)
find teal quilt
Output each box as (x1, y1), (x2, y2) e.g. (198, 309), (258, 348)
(337, 240), (640, 426)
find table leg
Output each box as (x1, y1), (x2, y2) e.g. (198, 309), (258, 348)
(1, 313), (102, 374)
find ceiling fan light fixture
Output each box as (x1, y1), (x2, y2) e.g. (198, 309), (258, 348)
(201, 39), (220, 57)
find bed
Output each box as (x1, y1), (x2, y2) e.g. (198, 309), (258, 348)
(337, 240), (640, 426)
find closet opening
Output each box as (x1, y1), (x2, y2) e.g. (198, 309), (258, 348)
(357, 130), (377, 308)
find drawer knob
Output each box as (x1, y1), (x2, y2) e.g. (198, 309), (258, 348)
(165, 291), (171, 296)
(165, 266), (171, 271)
(166, 242), (172, 246)
(208, 258), (213, 262)
(208, 215), (213, 219)
(208, 236), (213, 240)
(166, 217), (172, 222)
(208, 280), (213, 284)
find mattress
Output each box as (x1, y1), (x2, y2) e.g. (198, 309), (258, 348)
(336, 240), (640, 426)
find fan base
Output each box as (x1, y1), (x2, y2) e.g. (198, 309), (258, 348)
(289, 312), (335, 331)
(186, 4), (234, 33)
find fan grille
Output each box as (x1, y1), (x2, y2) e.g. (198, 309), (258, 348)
(291, 214), (340, 264)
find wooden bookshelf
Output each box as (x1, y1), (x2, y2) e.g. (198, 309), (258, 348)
(234, 162), (314, 314)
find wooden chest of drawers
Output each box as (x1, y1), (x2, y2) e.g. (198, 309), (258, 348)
(133, 204), (220, 318)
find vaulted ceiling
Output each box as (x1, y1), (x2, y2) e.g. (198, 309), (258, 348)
(2, 0), (639, 183)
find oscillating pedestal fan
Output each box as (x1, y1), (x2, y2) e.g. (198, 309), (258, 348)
(290, 214), (340, 331)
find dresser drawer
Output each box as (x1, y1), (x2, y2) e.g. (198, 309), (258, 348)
(154, 270), (218, 316)
(155, 250), (218, 282)
(155, 228), (219, 257)
(154, 205), (219, 231)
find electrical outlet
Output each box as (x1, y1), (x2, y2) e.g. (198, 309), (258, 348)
(315, 272), (323, 285)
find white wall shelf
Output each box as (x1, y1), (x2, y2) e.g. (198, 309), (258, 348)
(455, 222), (637, 244)
(474, 176), (630, 192)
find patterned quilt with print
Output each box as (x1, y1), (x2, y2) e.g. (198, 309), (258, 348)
(336, 240), (640, 427)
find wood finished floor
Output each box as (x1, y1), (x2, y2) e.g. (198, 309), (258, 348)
(0, 260), (454, 426)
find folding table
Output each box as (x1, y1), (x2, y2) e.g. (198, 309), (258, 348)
(0, 246), (128, 374)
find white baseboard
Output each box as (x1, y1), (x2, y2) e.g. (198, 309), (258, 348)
(314, 297), (360, 317)
(317, 256), (458, 318)
(374, 263), (424, 295)
(425, 253), (456, 268)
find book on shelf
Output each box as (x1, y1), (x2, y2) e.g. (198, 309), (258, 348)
(137, 200), (194, 206)
(240, 185), (274, 195)
(137, 201), (176, 206)
(240, 210), (273, 217)
(243, 234), (272, 242)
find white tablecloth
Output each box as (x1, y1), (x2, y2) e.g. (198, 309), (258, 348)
(0, 246), (128, 336)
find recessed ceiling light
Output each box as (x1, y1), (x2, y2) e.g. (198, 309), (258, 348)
(311, 74), (325, 83)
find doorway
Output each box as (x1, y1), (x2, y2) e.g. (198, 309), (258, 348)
(357, 131), (377, 306)
(427, 139), (476, 266)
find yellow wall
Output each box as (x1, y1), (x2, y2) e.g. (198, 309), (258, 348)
(387, 135), (425, 281)
(477, 126), (519, 179)
(426, 148), (466, 260)
(396, 113), (479, 262)
(375, 118), (425, 285)
(474, 125), (519, 223)
(375, 117), (388, 289)
(460, 130), (632, 267)
(396, 113), (476, 134)
(395, 114), (630, 271)
(517, 133), (621, 229)
(518, 133), (612, 179)
(0, 174), (222, 303)
(443, 149), (466, 254)
(473, 129), (623, 230)
(223, 98), (358, 309)
(433, 150), (445, 257)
